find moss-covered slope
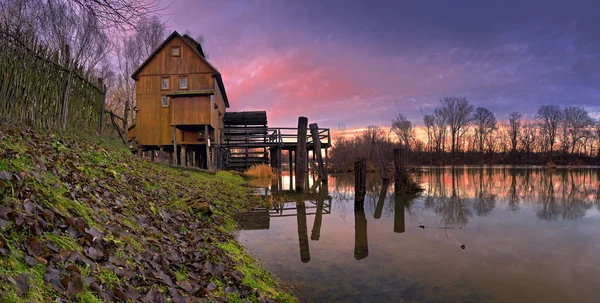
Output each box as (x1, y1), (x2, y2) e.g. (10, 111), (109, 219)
(0, 122), (295, 302)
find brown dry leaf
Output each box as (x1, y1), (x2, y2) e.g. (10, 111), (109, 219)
(24, 237), (44, 257)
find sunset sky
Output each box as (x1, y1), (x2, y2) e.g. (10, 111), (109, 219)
(162, 0), (600, 129)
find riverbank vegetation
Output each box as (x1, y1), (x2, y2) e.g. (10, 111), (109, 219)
(0, 120), (295, 302)
(330, 97), (600, 172)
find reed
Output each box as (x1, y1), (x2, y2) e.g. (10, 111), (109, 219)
(244, 163), (275, 178)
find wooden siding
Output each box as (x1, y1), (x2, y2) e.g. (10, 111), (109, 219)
(136, 36), (215, 77)
(171, 96), (211, 125)
(134, 35), (225, 147)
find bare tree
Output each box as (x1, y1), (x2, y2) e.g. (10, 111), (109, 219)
(595, 119), (600, 158)
(535, 105), (562, 154)
(113, 15), (166, 133)
(391, 113), (414, 149)
(52, 0), (163, 30)
(439, 96), (473, 154)
(472, 107), (496, 153)
(431, 107), (447, 152)
(519, 122), (536, 155)
(508, 112), (522, 153)
(423, 114), (434, 152)
(562, 106), (594, 154)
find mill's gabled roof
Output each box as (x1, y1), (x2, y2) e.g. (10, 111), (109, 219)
(130, 31), (230, 108)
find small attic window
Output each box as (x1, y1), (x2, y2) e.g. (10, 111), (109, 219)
(171, 46), (180, 57)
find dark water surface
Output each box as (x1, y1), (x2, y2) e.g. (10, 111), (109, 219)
(236, 167), (600, 303)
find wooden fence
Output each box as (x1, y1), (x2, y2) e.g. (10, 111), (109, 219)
(0, 31), (105, 134)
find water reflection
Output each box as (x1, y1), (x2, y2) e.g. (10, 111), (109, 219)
(237, 167), (600, 303)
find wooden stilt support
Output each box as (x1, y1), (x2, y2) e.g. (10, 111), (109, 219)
(180, 146), (186, 167)
(354, 158), (367, 209)
(394, 148), (407, 190)
(309, 123), (326, 181)
(296, 200), (310, 263)
(376, 142), (389, 181)
(150, 149), (155, 162)
(173, 126), (178, 166)
(354, 207), (368, 260)
(295, 117), (308, 192)
(374, 180), (389, 219)
(394, 193), (406, 233)
(137, 147), (142, 158)
(159, 147), (165, 163)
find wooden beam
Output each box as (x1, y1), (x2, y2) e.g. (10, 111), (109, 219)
(354, 158), (366, 209)
(295, 117), (308, 192)
(309, 123), (326, 180)
(376, 142), (389, 181)
(394, 148), (407, 191)
(173, 126), (178, 166)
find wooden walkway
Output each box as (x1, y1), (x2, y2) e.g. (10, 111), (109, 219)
(222, 111), (331, 170)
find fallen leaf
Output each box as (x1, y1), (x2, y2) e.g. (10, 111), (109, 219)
(24, 237), (44, 257)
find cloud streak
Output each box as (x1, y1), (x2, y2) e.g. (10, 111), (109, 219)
(164, 0), (600, 128)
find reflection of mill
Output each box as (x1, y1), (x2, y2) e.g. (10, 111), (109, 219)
(238, 168), (411, 262)
(237, 179), (332, 263)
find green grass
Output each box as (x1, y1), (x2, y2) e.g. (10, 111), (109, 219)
(217, 241), (297, 303)
(175, 266), (188, 282)
(98, 268), (120, 286)
(0, 122), (295, 302)
(42, 232), (81, 252)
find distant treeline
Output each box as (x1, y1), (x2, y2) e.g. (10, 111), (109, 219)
(330, 97), (600, 171)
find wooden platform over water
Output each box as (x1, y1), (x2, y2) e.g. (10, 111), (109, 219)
(223, 111), (331, 170)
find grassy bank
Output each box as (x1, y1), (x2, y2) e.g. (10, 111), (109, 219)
(0, 120), (295, 302)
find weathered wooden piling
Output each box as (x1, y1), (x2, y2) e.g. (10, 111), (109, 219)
(295, 117), (308, 192)
(354, 207), (368, 260)
(296, 200), (311, 263)
(311, 182), (327, 241)
(354, 158), (367, 209)
(394, 193), (406, 233)
(374, 180), (389, 219)
(394, 148), (407, 190)
(376, 142), (389, 181)
(309, 123), (327, 180)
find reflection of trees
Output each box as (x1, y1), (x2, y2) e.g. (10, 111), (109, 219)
(507, 170), (519, 212)
(427, 168), (473, 227)
(474, 168), (496, 216)
(420, 167), (598, 223)
(536, 170), (594, 220)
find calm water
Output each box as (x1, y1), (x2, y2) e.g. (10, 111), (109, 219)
(236, 167), (600, 303)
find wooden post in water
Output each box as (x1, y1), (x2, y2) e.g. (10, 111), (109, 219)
(311, 182), (328, 241)
(354, 207), (368, 260)
(394, 148), (407, 190)
(376, 142), (389, 181)
(394, 193), (406, 233)
(374, 180), (389, 219)
(354, 158), (367, 209)
(296, 200), (311, 263)
(295, 117), (308, 192)
(309, 123), (327, 180)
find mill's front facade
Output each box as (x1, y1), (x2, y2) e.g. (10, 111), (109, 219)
(129, 31), (230, 169)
